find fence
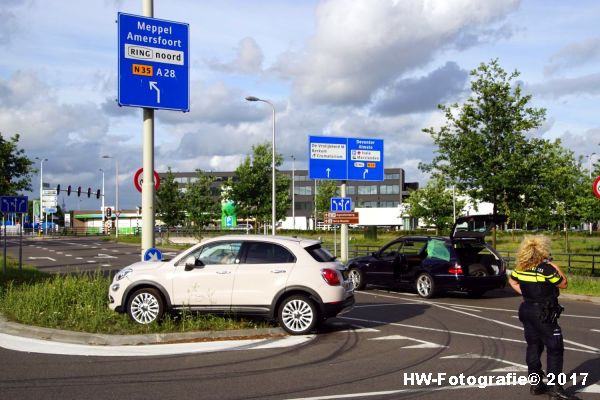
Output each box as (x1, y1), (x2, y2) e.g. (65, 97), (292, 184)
(330, 244), (599, 277)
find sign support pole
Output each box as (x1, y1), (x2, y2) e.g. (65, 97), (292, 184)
(141, 0), (156, 260)
(340, 181), (348, 262)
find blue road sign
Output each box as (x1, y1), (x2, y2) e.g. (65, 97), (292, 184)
(308, 136), (384, 181)
(143, 247), (163, 262)
(0, 196), (28, 213)
(225, 215), (234, 227)
(118, 13), (189, 111)
(330, 197), (353, 212)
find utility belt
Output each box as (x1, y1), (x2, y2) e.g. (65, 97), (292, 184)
(525, 300), (564, 323)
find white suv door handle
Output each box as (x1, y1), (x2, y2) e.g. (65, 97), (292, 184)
(270, 269), (287, 274)
(216, 271), (231, 274)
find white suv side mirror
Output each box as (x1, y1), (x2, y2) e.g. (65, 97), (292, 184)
(184, 256), (203, 271)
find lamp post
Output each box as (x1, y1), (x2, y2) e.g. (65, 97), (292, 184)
(291, 155), (295, 230)
(100, 168), (105, 235)
(245, 96), (276, 235)
(35, 157), (48, 235)
(102, 155), (119, 238)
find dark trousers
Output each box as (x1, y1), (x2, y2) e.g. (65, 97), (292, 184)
(518, 302), (564, 376)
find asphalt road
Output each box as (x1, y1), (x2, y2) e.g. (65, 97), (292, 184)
(1, 237), (599, 400)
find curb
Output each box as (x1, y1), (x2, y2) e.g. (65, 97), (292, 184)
(560, 293), (600, 305)
(0, 315), (287, 346)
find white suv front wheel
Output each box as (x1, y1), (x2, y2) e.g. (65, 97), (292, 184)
(127, 288), (165, 324)
(278, 295), (318, 335)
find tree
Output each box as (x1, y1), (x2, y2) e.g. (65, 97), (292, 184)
(405, 176), (465, 234)
(231, 143), (291, 229)
(315, 180), (339, 221)
(156, 168), (185, 230)
(421, 59), (546, 243)
(0, 133), (35, 195)
(184, 169), (220, 231)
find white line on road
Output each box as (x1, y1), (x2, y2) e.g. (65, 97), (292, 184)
(370, 335), (446, 349)
(441, 353), (527, 372)
(358, 292), (600, 353)
(27, 257), (56, 262)
(0, 333), (313, 357)
(75, 257), (83, 260)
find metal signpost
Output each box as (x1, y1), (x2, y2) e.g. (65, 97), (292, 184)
(118, 1), (189, 260)
(1, 196), (28, 274)
(309, 136), (384, 261)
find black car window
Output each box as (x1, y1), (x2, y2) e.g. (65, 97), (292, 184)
(401, 241), (426, 255)
(244, 242), (295, 264)
(426, 239), (452, 261)
(380, 242), (402, 257)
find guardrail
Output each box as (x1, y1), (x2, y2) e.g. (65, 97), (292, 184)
(326, 244), (599, 277)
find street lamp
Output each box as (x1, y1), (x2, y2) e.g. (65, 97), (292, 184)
(35, 157), (48, 235)
(100, 168), (105, 235)
(291, 155), (295, 230)
(245, 96), (276, 235)
(102, 155), (119, 238)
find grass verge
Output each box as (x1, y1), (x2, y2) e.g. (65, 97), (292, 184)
(0, 261), (271, 335)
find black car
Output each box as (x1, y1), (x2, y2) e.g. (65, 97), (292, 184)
(346, 215), (507, 298)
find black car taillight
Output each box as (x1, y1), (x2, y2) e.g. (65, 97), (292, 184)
(448, 263), (464, 275)
(321, 268), (341, 286)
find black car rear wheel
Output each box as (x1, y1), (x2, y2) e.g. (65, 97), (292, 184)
(416, 273), (436, 298)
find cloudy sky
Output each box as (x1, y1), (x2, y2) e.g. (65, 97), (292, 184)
(1, 0), (599, 211)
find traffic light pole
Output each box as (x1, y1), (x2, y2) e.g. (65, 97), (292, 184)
(141, 0), (156, 260)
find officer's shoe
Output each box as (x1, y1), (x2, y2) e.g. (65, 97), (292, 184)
(547, 385), (581, 400)
(529, 381), (547, 395)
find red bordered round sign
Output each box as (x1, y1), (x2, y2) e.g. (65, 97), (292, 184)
(134, 168), (161, 193)
(593, 176), (600, 200)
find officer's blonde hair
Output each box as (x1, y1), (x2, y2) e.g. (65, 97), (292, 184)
(515, 235), (551, 271)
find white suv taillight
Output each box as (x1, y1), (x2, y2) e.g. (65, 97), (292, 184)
(321, 268), (341, 286)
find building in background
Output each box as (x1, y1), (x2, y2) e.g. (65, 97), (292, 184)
(162, 167), (419, 230)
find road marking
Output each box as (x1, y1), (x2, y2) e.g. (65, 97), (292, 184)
(579, 384), (600, 393)
(358, 292), (600, 353)
(284, 382), (510, 400)
(27, 257), (56, 262)
(0, 333), (313, 357)
(450, 305), (482, 312)
(592, 329), (600, 333)
(95, 253), (117, 259)
(101, 264), (111, 267)
(441, 353), (527, 372)
(65, 254), (72, 257)
(371, 335), (446, 349)
(341, 316), (600, 355)
(76, 257), (83, 260)
(87, 261), (95, 263)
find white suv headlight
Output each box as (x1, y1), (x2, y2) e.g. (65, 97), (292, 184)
(115, 267), (133, 281)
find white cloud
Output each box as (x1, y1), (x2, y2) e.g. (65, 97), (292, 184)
(528, 73), (600, 99)
(545, 37), (600, 76)
(285, 0), (519, 106)
(207, 37), (264, 74)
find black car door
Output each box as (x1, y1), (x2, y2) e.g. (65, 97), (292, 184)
(398, 239), (428, 282)
(371, 240), (403, 285)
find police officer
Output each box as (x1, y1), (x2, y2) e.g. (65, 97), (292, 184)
(509, 235), (579, 400)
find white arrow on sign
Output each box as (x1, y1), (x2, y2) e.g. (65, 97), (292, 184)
(326, 168), (331, 178)
(149, 81), (161, 103)
(363, 169), (369, 179)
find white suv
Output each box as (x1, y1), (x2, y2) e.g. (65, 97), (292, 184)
(108, 235), (355, 334)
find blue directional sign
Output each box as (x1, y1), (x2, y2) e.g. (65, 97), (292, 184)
(225, 215), (234, 227)
(330, 197), (352, 212)
(118, 13), (189, 111)
(308, 136), (384, 181)
(0, 196), (28, 213)
(143, 247), (163, 262)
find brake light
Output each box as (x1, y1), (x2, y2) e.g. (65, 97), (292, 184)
(448, 263), (463, 275)
(321, 268), (341, 286)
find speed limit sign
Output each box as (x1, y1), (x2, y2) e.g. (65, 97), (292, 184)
(593, 176), (600, 199)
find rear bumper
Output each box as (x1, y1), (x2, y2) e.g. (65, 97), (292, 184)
(321, 295), (355, 319)
(435, 274), (507, 292)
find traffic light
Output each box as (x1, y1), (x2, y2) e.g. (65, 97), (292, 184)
(77, 186), (82, 197)
(56, 184), (61, 193)
(96, 189), (101, 199)
(87, 188), (91, 198)
(67, 185), (72, 196)
(105, 207), (112, 218)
